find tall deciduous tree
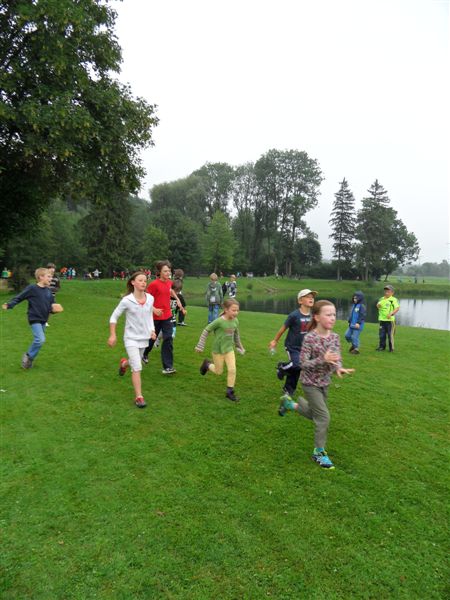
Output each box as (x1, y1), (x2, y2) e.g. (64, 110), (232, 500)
(192, 162), (235, 220)
(254, 149), (323, 276)
(0, 0), (158, 241)
(201, 211), (235, 273)
(355, 180), (419, 280)
(329, 178), (356, 280)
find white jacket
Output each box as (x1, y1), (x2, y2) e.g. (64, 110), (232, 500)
(109, 292), (155, 347)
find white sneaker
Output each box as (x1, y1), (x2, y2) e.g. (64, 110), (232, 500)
(162, 367), (176, 375)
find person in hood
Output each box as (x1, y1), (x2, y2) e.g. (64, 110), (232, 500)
(344, 291), (366, 354)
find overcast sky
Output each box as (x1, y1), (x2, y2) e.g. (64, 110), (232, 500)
(113, 0), (449, 264)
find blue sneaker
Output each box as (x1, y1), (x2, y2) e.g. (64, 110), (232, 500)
(312, 450), (335, 469)
(278, 394), (295, 417)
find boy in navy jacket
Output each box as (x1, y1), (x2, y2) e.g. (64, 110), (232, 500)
(344, 291), (366, 354)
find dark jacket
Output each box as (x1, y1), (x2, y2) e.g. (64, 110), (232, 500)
(348, 291), (366, 330)
(6, 284), (54, 324)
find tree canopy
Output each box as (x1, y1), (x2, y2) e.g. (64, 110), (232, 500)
(0, 0), (158, 241)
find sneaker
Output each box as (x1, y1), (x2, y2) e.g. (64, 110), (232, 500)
(350, 348), (360, 355)
(225, 389), (240, 402)
(162, 367), (176, 375)
(375, 347), (385, 352)
(21, 353), (33, 369)
(276, 362), (285, 380)
(389, 349), (394, 353)
(135, 396), (147, 408)
(45, 322), (50, 327)
(178, 322), (188, 326)
(278, 393), (294, 416)
(200, 359), (211, 375)
(311, 450), (335, 469)
(118, 358), (128, 376)
(348, 345), (354, 353)
(142, 355), (149, 364)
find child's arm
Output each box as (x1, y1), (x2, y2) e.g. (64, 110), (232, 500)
(234, 330), (245, 355)
(269, 324), (287, 350)
(195, 328), (210, 352)
(336, 367), (355, 377)
(170, 288), (186, 314)
(2, 285), (33, 310)
(108, 322), (118, 347)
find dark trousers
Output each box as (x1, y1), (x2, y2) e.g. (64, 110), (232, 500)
(281, 348), (301, 395)
(144, 318), (174, 368)
(379, 320), (394, 350)
(177, 293), (186, 324)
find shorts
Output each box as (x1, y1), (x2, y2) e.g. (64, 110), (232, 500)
(125, 346), (146, 372)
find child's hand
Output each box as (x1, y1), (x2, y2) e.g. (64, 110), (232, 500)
(108, 334), (117, 348)
(236, 347), (246, 355)
(181, 307), (187, 315)
(354, 323), (360, 329)
(151, 331), (157, 340)
(153, 308), (163, 316)
(2, 303), (8, 310)
(194, 347), (202, 353)
(51, 303), (64, 313)
(268, 340), (276, 350)
(336, 368), (355, 378)
(324, 350), (340, 365)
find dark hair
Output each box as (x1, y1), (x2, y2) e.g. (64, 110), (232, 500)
(46, 262), (56, 269)
(308, 300), (335, 331)
(173, 268), (184, 279)
(155, 260), (171, 276)
(126, 271), (147, 295)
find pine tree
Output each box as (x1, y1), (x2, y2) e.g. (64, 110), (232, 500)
(329, 178), (356, 280)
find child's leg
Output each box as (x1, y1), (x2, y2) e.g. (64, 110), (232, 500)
(302, 385), (330, 449)
(223, 351), (236, 388)
(209, 353), (225, 376)
(126, 346), (144, 399)
(160, 318), (174, 368)
(213, 304), (219, 320)
(208, 306), (214, 323)
(378, 322), (387, 349)
(143, 320), (162, 358)
(28, 323), (46, 360)
(352, 328), (361, 349)
(344, 327), (352, 344)
(284, 349), (300, 395)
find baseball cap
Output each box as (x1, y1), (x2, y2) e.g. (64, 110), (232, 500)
(298, 288), (318, 299)
(383, 284), (394, 291)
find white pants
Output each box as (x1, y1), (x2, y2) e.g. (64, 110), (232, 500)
(125, 346), (146, 372)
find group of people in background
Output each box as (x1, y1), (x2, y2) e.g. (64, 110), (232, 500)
(2, 260), (400, 471)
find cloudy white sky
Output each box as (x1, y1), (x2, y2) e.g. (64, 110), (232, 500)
(113, 0), (449, 263)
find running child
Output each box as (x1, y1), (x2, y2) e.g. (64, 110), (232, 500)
(108, 271), (157, 408)
(2, 267), (64, 369)
(195, 298), (245, 402)
(344, 291), (366, 354)
(279, 300), (355, 469)
(142, 260), (186, 374)
(268, 289), (317, 396)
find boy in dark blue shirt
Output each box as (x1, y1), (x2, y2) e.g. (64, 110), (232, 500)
(268, 289), (317, 396)
(2, 267), (63, 369)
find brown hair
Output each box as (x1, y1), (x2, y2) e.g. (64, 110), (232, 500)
(173, 268), (184, 279)
(126, 271), (147, 295)
(308, 300), (335, 331)
(155, 260), (171, 276)
(222, 298), (240, 313)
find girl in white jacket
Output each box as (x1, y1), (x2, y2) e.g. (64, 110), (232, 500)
(108, 271), (159, 408)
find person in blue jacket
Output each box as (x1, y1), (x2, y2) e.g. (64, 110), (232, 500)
(344, 291), (366, 354)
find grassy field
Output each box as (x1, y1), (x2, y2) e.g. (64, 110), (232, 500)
(0, 280), (448, 599)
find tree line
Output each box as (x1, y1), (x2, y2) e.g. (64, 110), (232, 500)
(0, 1), (419, 281)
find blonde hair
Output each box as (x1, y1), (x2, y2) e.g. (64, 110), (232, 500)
(308, 300), (335, 331)
(209, 273), (218, 281)
(35, 267), (49, 281)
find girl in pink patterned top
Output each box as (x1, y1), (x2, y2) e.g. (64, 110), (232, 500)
(278, 300), (354, 469)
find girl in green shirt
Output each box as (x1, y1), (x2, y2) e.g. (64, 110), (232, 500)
(195, 299), (245, 402)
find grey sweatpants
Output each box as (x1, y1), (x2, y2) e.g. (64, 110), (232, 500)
(297, 385), (330, 449)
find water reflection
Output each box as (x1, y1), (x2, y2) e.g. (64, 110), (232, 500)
(190, 295), (450, 331)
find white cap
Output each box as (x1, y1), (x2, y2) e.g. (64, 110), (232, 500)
(297, 288), (318, 299)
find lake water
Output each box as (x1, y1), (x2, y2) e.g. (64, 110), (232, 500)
(190, 295), (450, 331)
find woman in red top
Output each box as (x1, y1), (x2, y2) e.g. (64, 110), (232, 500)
(142, 260), (186, 374)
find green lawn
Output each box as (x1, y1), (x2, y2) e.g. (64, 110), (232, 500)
(0, 281), (448, 599)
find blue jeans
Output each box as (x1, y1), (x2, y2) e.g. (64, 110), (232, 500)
(345, 327), (361, 349)
(208, 304), (220, 323)
(28, 323), (46, 359)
